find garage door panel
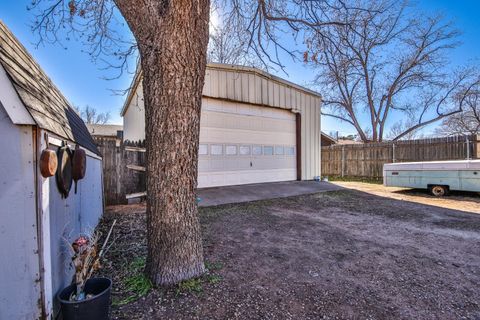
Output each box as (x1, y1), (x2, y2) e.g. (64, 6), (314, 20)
(200, 156), (296, 172)
(198, 99), (296, 188)
(198, 169), (297, 188)
(200, 128), (295, 145)
(198, 159), (209, 171)
(252, 157), (296, 170)
(203, 112), (294, 133)
(208, 158), (225, 171)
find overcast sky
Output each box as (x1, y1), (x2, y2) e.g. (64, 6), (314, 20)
(0, 0), (479, 136)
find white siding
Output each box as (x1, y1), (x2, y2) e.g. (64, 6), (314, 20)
(0, 104), (42, 320)
(0, 64), (35, 125)
(123, 81), (145, 142)
(45, 146), (103, 315)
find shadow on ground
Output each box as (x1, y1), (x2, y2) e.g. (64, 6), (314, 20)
(98, 187), (480, 320)
(391, 188), (480, 203)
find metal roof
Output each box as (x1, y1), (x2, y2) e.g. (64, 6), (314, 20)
(121, 63), (322, 116)
(0, 20), (100, 156)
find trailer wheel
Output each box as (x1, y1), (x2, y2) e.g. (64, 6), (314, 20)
(430, 185), (448, 197)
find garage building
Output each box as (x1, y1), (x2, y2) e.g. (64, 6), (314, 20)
(121, 63), (322, 188)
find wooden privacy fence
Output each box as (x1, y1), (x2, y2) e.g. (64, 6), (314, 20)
(321, 134), (479, 179)
(94, 137), (145, 205)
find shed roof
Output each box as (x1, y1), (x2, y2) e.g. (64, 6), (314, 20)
(121, 63), (322, 116)
(0, 20), (100, 155)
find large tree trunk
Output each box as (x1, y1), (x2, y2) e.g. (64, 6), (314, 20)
(116, 0), (210, 285)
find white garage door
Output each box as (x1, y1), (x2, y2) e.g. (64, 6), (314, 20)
(198, 98), (297, 188)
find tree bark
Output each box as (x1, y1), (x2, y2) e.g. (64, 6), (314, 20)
(115, 0), (210, 285)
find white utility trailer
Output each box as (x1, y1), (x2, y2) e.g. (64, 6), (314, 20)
(383, 160), (480, 196)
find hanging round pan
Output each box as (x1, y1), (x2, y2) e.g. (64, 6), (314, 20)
(40, 149), (58, 178)
(56, 144), (73, 198)
(72, 145), (86, 194)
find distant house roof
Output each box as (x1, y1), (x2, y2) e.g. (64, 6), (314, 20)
(0, 20), (100, 155)
(336, 139), (363, 145)
(86, 124), (123, 137)
(321, 132), (337, 146)
(320, 132), (364, 146)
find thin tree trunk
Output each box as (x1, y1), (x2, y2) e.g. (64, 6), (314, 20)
(116, 0), (210, 285)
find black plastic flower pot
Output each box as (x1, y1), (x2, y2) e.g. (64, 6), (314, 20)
(58, 277), (112, 320)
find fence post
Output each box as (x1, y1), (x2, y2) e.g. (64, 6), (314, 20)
(341, 146), (345, 177)
(476, 134), (480, 159)
(392, 143), (396, 163)
(466, 136), (470, 160)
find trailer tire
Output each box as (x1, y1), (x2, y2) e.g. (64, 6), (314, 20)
(429, 185), (448, 197)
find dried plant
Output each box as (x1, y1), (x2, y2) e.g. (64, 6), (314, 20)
(66, 220), (116, 301)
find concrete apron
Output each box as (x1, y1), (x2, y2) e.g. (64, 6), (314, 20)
(197, 181), (343, 207)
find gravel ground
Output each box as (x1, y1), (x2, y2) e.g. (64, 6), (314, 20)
(98, 188), (480, 320)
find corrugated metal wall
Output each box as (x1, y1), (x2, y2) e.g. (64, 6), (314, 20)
(203, 64), (321, 110)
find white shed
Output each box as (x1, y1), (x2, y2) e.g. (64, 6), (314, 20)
(0, 21), (103, 319)
(122, 63), (322, 187)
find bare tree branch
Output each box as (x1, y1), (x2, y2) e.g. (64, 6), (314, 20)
(29, 0), (138, 77)
(217, 0), (362, 72)
(75, 105), (111, 124)
(434, 77), (480, 136)
(208, 7), (264, 68)
(307, 0), (474, 142)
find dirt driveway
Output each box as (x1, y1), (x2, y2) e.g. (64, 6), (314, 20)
(332, 181), (480, 214)
(100, 188), (480, 320)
